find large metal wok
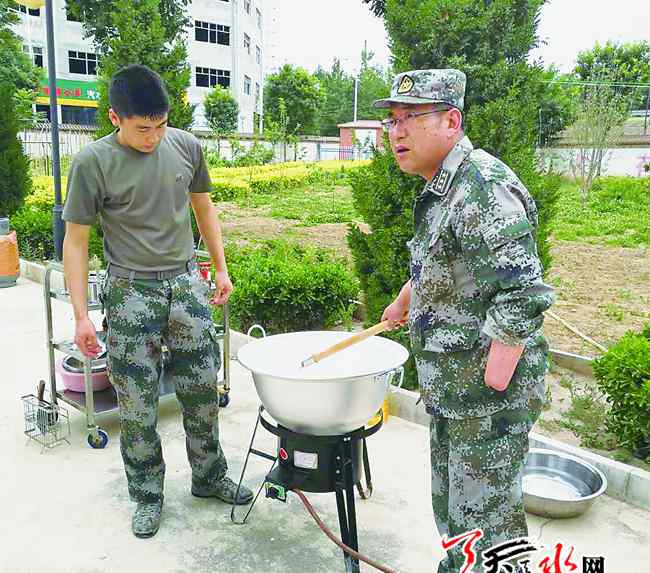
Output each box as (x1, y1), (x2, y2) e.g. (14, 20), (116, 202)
(237, 331), (409, 436)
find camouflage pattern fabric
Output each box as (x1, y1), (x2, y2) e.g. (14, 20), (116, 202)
(374, 68), (466, 110)
(103, 264), (227, 503)
(430, 406), (541, 572)
(408, 136), (554, 419)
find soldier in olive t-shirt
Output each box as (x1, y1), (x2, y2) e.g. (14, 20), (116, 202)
(62, 65), (252, 540)
(63, 126), (211, 271)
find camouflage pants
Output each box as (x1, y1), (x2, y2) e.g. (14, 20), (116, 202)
(430, 407), (540, 572)
(103, 266), (227, 503)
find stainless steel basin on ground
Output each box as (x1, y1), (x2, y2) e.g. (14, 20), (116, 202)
(523, 448), (607, 518)
(237, 331), (409, 436)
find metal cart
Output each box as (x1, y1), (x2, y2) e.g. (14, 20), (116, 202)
(44, 256), (231, 449)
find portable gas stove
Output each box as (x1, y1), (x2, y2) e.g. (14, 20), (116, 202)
(231, 406), (383, 573)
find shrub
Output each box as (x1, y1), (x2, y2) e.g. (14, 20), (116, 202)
(592, 325), (650, 459)
(0, 82), (32, 216)
(209, 160), (369, 202)
(10, 207), (55, 261)
(347, 146), (419, 389)
(220, 240), (359, 335)
(11, 203), (104, 263)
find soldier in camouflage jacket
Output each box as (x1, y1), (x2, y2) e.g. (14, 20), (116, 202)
(376, 69), (554, 572)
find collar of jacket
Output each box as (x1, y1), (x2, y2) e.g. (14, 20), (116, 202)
(423, 136), (474, 197)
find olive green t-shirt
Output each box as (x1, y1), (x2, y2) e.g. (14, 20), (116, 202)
(62, 127), (211, 271)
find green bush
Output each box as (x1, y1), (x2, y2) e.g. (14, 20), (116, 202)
(220, 240), (359, 335)
(347, 146), (419, 389)
(592, 325), (650, 459)
(347, 144), (561, 391)
(10, 207), (54, 261)
(0, 82), (32, 216)
(11, 205), (104, 263)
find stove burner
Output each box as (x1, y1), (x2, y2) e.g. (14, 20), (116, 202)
(231, 406), (382, 573)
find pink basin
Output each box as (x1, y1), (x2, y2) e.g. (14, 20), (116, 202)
(55, 355), (111, 392)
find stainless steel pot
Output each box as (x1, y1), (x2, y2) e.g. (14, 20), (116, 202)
(237, 331), (409, 436)
(62, 354), (107, 374)
(523, 448), (607, 518)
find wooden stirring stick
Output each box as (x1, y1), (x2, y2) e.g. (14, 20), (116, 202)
(301, 321), (391, 368)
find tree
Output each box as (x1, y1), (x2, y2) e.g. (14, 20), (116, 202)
(203, 86), (239, 154)
(362, 0), (386, 16)
(264, 64), (324, 135)
(67, 0), (191, 51)
(314, 59), (354, 136)
(575, 41), (650, 109)
(68, 0), (194, 136)
(264, 98), (300, 162)
(567, 82), (628, 205)
(315, 50), (391, 137)
(0, 0), (40, 216)
(355, 47), (391, 122)
(1, 1), (41, 90)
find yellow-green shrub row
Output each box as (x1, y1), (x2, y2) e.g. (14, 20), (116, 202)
(25, 161), (370, 205)
(209, 160), (369, 201)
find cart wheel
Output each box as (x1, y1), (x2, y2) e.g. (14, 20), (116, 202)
(219, 393), (230, 408)
(87, 429), (109, 449)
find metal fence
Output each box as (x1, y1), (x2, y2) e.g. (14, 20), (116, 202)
(20, 122), (95, 176)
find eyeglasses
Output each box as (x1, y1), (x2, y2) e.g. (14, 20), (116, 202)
(381, 108), (450, 132)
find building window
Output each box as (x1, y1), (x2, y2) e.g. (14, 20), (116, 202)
(65, 1), (80, 21)
(216, 24), (230, 45)
(196, 67), (230, 89)
(244, 75), (251, 95)
(24, 45), (44, 68)
(255, 45), (261, 65)
(195, 21), (230, 45)
(195, 20), (216, 43)
(15, 4), (41, 16)
(243, 33), (251, 55)
(32, 46), (43, 68)
(244, 0), (250, 14)
(35, 104), (51, 122)
(68, 51), (97, 75)
(256, 8), (262, 29)
(62, 105), (97, 126)
(255, 82), (260, 103)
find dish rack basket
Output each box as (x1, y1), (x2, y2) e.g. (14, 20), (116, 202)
(21, 391), (71, 451)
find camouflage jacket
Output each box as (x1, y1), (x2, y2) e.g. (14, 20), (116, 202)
(408, 136), (554, 418)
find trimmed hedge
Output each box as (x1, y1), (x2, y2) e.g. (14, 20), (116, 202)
(217, 240), (359, 335)
(209, 160), (369, 201)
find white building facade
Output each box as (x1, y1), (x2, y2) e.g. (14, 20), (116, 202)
(11, 0), (264, 133)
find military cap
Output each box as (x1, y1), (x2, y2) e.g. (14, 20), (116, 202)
(374, 69), (466, 110)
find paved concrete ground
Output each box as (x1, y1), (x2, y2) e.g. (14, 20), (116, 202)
(1, 277), (649, 573)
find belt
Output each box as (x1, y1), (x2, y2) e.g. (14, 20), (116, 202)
(107, 259), (195, 280)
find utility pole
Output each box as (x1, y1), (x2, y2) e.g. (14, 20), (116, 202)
(44, 0), (64, 260)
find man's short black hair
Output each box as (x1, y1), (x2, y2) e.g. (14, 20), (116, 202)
(109, 64), (169, 119)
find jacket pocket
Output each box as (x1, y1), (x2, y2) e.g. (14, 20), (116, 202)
(421, 319), (481, 353)
(480, 215), (538, 290)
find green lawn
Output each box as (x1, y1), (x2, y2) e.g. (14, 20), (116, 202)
(234, 183), (359, 226)
(551, 179), (650, 247)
